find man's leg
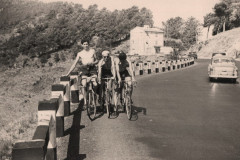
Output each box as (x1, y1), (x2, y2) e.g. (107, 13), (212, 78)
(81, 77), (87, 108)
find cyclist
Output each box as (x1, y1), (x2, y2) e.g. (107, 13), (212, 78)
(66, 39), (99, 109)
(115, 51), (136, 105)
(98, 50), (116, 109)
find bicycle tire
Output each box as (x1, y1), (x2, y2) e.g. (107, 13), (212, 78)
(106, 90), (111, 118)
(86, 90), (96, 120)
(125, 96), (132, 120)
(122, 86), (126, 113)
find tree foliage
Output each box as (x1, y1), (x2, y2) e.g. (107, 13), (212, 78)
(204, 0), (240, 36)
(0, 1), (153, 67)
(162, 17), (184, 39)
(181, 17), (201, 49)
(161, 17), (201, 50)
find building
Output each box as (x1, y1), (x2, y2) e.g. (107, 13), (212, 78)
(129, 25), (164, 55)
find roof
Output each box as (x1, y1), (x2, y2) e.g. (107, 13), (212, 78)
(131, 26), (164, 33)
(212, 53), (226, 57)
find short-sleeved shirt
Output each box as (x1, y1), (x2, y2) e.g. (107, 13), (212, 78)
(78, 49), (95, 65)
(77, 49), (97, 76)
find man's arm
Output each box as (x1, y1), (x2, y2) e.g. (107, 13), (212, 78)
(127, 59), (136, 81)
(110, 57), (116, 79)
(92, 49), (99, 65)
(98, 59), (103, 82)
(115, 59), (121, 82)
(67, 53), (80, 76)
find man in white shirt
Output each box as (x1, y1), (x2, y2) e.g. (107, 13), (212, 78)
(67, 39), (98, 108)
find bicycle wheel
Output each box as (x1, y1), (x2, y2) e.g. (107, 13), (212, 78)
(122, 86), (126, 113)
(125, 96), (132, 120)
(86, 90), (96, 120)
(106, 90), (111, 118)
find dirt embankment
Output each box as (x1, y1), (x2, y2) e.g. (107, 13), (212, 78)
(190, 27), (240, 59)
(0, 60), (72, 159)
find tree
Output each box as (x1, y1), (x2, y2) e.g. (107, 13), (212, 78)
(203, 13), (218, 39)
(162, 17), (184, 39)
(214, 2), (231, 32)
(181, 17), (201, 49)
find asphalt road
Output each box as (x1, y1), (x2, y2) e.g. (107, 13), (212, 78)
(73, 59), (240, 160)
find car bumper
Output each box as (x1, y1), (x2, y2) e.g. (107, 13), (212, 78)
(209, 75), (238, 79)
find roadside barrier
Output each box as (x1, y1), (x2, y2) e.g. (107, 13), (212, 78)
(70, 72), (79, 104)
(162, 60), (166, 72)
(51, 84), (65, 138)
(147, 61), (151, 74)
(133, 58), (195, 76)
(12, 71), (81, 160)
(167, 61), (171, 71)
(177, 60), (180, 69)
(155, 60), (159, 73)
(139, 62), (143, 75)
(60, 76), (70, 116)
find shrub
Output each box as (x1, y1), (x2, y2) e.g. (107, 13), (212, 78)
(54, 53), (60, 63)
(0, 139), (12, 160)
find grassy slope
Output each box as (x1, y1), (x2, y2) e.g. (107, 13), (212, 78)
(0, 59), (72, 159)
(194, 28), (240, 58)
(192, 27), (240, 58)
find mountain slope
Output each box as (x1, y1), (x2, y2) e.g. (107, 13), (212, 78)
(191, 27), (240, 58)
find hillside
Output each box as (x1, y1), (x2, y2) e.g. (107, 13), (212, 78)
(191, 27), (240, 58)
(0, 0), (154, 69)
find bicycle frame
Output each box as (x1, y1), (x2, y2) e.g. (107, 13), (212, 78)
(121, 79), (132, 120)
(81, 76), (97, 120)
(101, 77), (114, 118)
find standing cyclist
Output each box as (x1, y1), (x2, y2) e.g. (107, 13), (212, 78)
(66, 39), (99, 109)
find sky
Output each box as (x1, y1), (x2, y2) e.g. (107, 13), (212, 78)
(40, 0), (220, 27)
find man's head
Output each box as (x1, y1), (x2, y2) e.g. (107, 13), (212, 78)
(102, 50), (110, 61)
(79, 39), (90, 50)
(119, 51), (127, 61)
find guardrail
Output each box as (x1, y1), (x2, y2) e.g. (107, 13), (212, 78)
(12, 72), (80, 160)
(133, 57), (195, 76)
(11, 57), (194, 160)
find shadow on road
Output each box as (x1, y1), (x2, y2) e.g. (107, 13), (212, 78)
(64, 100), (87, 160)
(130, 105), (147, 121)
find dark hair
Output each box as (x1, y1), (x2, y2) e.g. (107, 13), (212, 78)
(81, 38), (90, 44)
(119, 51), (127, 61)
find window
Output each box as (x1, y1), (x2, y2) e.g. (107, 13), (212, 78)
(154, 46), (160, 53)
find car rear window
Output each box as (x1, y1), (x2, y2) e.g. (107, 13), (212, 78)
(213, 58), (234, 63)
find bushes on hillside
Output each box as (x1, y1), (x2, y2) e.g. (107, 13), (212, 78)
(0, 1), (154, 68)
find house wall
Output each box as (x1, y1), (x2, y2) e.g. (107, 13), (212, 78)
(130, 28), (164, 55)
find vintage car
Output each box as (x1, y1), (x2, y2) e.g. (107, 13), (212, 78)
(208, 53), (238, 82)
(188, 52), (198, 59)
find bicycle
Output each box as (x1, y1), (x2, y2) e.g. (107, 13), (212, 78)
(82, 76), (97, 120)
(121, 78), (136, 120)
(100, 77), (114, 118)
